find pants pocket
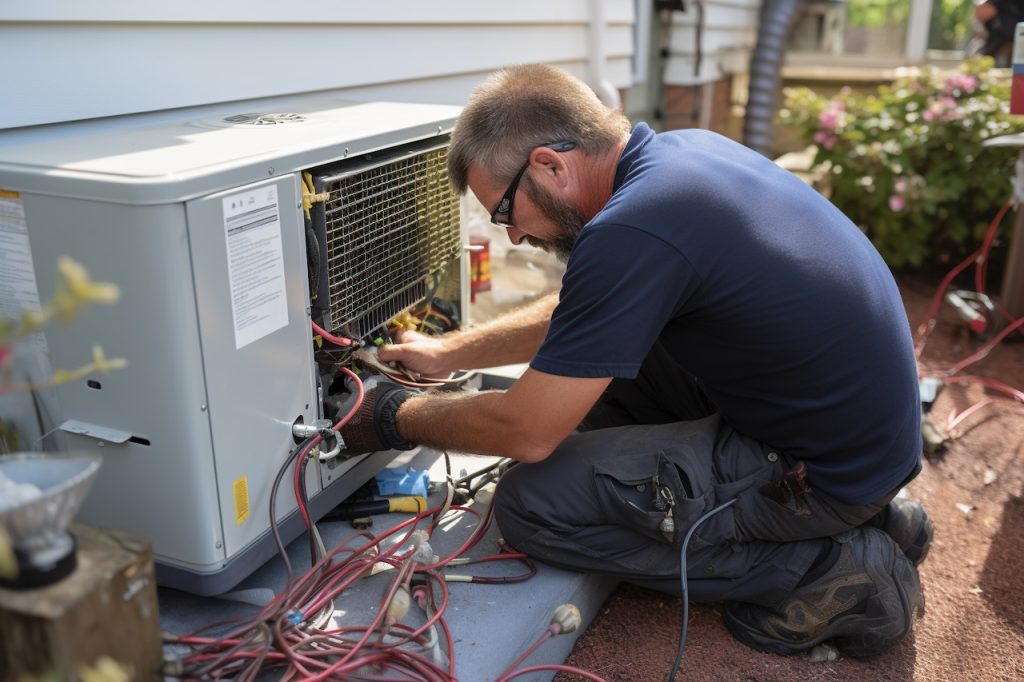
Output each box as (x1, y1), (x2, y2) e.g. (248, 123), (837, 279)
(593, 447), (709, 548)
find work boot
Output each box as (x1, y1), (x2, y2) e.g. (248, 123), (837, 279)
(866, 496), (933, 566)
(722, 527), (920, 657)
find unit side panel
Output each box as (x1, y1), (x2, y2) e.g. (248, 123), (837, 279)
(19, 195), (224, 568)
(185, 176), (319, 559)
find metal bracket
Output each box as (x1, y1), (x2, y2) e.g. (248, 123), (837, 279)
(59, 419), (132, 444)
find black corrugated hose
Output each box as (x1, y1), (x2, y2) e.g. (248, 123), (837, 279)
(743, 0), (802, 156)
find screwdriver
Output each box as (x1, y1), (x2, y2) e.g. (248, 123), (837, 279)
(322, 495), (427, 521)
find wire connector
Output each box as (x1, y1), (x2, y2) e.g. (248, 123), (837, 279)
(945, 290), (989, 334)
(291, 419), (346, 460)
(387, 586), (411, 623)
(292, 419), (333, 441)
(411, 529), (435, 564)
(549, 603), (582, 634)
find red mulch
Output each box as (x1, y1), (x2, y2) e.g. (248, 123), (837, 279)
(558, 275), (1024, 682)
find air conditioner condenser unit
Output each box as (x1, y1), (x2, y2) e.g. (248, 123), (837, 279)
(0, 99), (468, 595)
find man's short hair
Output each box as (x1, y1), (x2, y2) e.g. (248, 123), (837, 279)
(448, 64), (631, 194)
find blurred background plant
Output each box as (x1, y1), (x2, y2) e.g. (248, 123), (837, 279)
(780, 56), (1024, 272)
(0, 255), (125, 396)
(928, 0), (976, 52)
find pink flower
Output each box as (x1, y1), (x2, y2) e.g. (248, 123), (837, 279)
(818, 101), (845, 132)
(894, 179), (908, 193)
(814, 130), (837, 150)
(945, 73), (978, 94)
(922, 95), (963, 122)
(889, 195), (906, 212)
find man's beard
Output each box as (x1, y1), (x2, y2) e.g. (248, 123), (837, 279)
(521, 175), (585, 262)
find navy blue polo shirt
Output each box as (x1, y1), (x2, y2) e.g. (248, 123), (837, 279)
(531, 123), (921, 506)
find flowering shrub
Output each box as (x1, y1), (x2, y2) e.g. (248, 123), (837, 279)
(780, 57), (1024, 270)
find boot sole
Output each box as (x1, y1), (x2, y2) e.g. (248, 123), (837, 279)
(901, 505), (934, 566)
(723, 528), (921, 657)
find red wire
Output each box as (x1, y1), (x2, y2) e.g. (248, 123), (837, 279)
(311, 319), (356, 346)
(950, 374), (1024, 401)
(496, 626), (557, 681)
(333, 366), (365, 434)
(916, 243), (984, 360)
(292, 365), (365, 536)
(291, 436), (321, 531)
(915, 196), (1024, 439)
(174, 441), (545, 680)
(944, 315), (1024, 376)
(420, 504), (493, 572)
(975, 198), (1013, 296)
(947, 397), (1003, 435)
(498, 663), (610, 682)
(916, 197), (1012, 360)
(302, 561), (418, 680)
(177, 508), (433, 677)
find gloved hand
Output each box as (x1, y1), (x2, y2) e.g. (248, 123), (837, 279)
(338, 381), (416, 453)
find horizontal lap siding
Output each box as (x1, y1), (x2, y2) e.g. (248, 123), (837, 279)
(662, 0), (760, 86)
(0, 1), (635, 129)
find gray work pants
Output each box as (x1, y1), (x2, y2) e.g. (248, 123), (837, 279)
(493, 342), (897, 605)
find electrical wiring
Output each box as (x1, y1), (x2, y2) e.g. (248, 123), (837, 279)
(942, 315), (1024, 377)
(168, 457), (570, 680)
(914, 197), (1012, 360)
(299, 558), (424, 680)
(312, 319), (358, 347)
(498, 664), (608, 681)
(272, 438), (314, 582)
(942, 375), (1024, 436)
(172, 511), (431, 678)
(353, 345), (476, 389)
(667, 498), (738, 682)
(376, 369), (463, 389)
(451, 458), (515, 505)
(974, 197), (1014, 299)
(411, 584), (450, 669)
(914, 195), (1024, 439)
(495, 624), (561, 681)
(290, 365), (366, 567)
(492, 604), (605, 682)
(426, 549), (536, 585)
(165, 334), (600, 680)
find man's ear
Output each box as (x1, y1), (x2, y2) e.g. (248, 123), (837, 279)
(528, 147), (572, 189)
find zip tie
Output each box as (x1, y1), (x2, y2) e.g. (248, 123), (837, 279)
(300, 171), (330, 220)
(302, 190), (330, 211)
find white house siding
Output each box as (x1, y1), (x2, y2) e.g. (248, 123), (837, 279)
(0, 1), (635, 130)
(663, 0), (760, 86)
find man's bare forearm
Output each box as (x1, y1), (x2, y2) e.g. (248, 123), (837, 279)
(397, 389), (532, 458)
(394, 365), (610, 462)
(441, 292), (558, 371)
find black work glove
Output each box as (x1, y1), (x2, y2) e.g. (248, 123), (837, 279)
(338, 381), (416, 453)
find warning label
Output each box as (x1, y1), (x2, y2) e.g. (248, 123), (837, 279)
(222, 185), (288, 349)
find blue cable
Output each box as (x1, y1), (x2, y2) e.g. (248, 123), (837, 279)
(666, 497), (738, 682)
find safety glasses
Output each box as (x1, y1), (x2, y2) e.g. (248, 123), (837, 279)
(489, 141), (577, 227)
